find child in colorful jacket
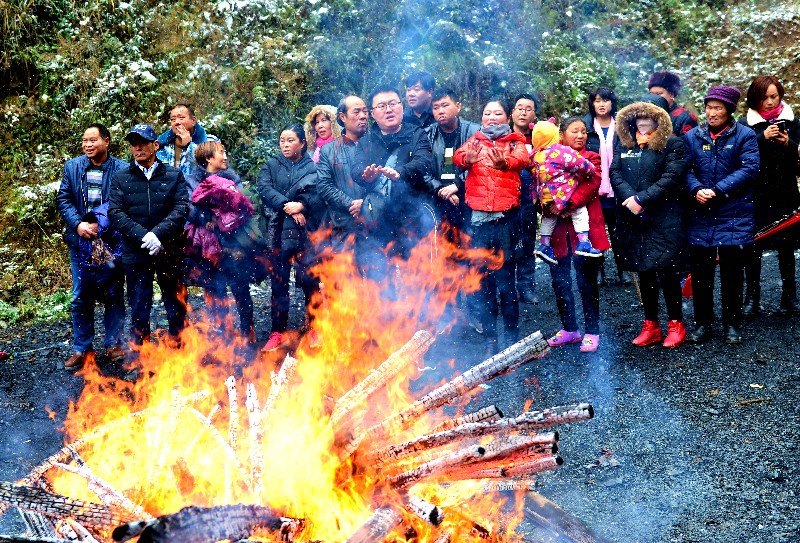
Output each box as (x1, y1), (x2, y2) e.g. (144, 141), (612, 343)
(531, 120), (602, 263)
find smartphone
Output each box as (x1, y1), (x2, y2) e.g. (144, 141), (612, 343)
(776, 119), (787, 133)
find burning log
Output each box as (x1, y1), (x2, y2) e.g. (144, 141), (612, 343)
(62, 519), (99, 543)
(18, 510), (57, 539)
(330, 330), (435, 431)
(387, 445), (485, 489)
(261, 354), (299, 429)
(183, 402), (222, 457)
(524, 492), (613, 543)
(402, 494), (443, 526)
(51, 460), (151, 521)
(433, 533), (451, 543)
(225, 376), (240, 448)
(111, 505), (287, 543)
(187, 408), (250, 491)
(482, 479), (535, 493)
(361, 332), (549, 446)
(477, 434), (558, 464)
(245, 383), (264, 496)
(429, 405), (503, 434)
(515, 403), (594, 430)
(0, 481), (138, 530)
(0, 537), (72, 543)
(344, 506), (403, 543)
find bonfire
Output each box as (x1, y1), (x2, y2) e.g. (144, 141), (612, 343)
(0, 232), (602, 543)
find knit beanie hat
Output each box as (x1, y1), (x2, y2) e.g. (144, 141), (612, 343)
(532, 120), (559, 150)
(704, 86), (741, 107)
(648, 71), (682, 96)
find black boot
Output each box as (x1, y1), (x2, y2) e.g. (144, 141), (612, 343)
(742, 287), (761, 316)
(779, 249), (799, 313)
(780, 292), (800, 313)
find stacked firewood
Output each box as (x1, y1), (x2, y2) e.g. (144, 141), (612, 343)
(0, 330), (596, 543)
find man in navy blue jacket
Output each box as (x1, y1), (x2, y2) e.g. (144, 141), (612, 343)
(56, 123), (127, 370)
(109, 124), (190, 350)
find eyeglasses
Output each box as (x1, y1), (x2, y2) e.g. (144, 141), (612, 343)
(514, 107), (535, 113)
(371, 100), (402, 112)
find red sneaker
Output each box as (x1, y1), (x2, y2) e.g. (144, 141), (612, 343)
(632, 320), (662, 346)
(261, 332), (284, 352)
(662, 320), (687, 348)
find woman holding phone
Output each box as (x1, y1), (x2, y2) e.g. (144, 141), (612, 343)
(740, 76), (800, 313)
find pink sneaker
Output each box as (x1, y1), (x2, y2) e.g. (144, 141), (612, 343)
(261, 332), (284, 352)
(580, 334), (600, 353)
(547, 329), (582, 347)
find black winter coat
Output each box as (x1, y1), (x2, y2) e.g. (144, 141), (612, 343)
(108, 161), (189, 265)
(316, 136), (365, 233)
(583, 112), (617, 155)
(611, 101), (688, 272)
(351, 122), (433, 240)
(740, 106), (800, 247)
(256, 153), (322, 252)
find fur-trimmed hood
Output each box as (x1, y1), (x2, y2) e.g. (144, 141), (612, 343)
(745, 101), (795, 125)
(615, 101), (674, 153)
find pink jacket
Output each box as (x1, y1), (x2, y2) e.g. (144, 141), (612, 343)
(191, 174), (254, 233)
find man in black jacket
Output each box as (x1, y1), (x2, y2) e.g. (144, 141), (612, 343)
(108, 124), (190, 348)
(424, 88), (481, 232)
(403, 71), (436, 129)
(351, 85), (433, 281)
(317, 95), (369, 252)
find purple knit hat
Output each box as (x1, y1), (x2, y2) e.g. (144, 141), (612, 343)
(704, 86), (741, 107)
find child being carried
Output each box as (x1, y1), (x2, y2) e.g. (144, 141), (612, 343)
(530, 120), (602, 264)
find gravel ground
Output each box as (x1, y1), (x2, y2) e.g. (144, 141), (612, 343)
(0, 250), (797, 542)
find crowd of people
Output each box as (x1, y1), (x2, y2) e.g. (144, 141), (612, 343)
(56, 70), (800, 370)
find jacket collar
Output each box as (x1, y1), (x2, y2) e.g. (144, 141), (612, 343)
(745, 102), (795, 125)
(698, 120), (737, 141)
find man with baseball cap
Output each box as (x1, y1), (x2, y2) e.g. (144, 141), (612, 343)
(108, 123), (190, 350)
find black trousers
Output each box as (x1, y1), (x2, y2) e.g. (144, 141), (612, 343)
(689, 245), (746, 327)
(467, 212), (520, 340)
(638, 270), (684, 322)
(126, 257), (186, 345)
(268, 248), (319, 333)
(743, 245), (797, 300)
(549, 251), (601, 335)
(516, 199), (538, 293)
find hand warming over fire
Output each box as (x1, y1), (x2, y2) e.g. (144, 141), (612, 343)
(362, 164), (382, 182)
(487, 146), (508, 170)
(283, 201), (304, 215)
(291, 213), (306, 226)
(463, 138), (482, 165)
(349, 198), (363, 217)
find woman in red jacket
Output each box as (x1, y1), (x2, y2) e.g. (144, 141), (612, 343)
(543, 117), (611, 352)
(454, 99), (529, 351)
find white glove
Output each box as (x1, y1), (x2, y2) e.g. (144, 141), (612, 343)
(141, 232), (162, 255)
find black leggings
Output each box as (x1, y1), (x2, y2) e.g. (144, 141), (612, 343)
(637, 270), (683, 322)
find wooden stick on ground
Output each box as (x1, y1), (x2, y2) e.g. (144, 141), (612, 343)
(429, 405), (503, 434)
(330, 330), (435, 431)
(261, 354), (299, 429)
(0, 481), (138, 530)
(387, 445), (485, 489)
(361, 332), (549, 446)
(225, 376), (240, 449)
(245, 383), (264, 496)
(525, 492), (613, 543)
(344, 506), (403, 543)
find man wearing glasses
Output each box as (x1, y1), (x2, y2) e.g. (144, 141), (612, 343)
(351, 85), (433, 283)
(511, 93), (539, 304)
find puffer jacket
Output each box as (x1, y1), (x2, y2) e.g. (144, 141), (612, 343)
(669, 103), (699, 137)
(611, 101), (688, 272)
(531, 143), (595, 212)
(740, 105), (800, 234)
(351, 122), (434, 227)
(684, 121), (760, 247)
(454, 130), (528, 212)
(57, 154), (127, 250)
(316, 136), (365, 232)
(108, 160), (190, 264)
(257, 152), (322, 251)
(549, 150), (610, 258)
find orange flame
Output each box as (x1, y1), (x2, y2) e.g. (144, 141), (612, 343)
(48, 229), (530, 541)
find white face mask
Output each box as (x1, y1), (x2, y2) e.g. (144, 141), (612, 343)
(636, 118), (657, 135)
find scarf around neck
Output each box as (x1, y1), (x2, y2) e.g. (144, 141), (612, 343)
(312, 134), (334, 163)
(759, 103), (784, 122)
(480, 123), (512, 141)
(636, 131), (653, 148)
(594, 117), (615, 198)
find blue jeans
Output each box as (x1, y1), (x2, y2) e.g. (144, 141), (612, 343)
(69, 249), (125, 353)
(125, 258), (187, 344)
(549, 251), (600, 335)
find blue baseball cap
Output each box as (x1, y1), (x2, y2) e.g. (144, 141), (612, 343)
(124, 123), (157, 143)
